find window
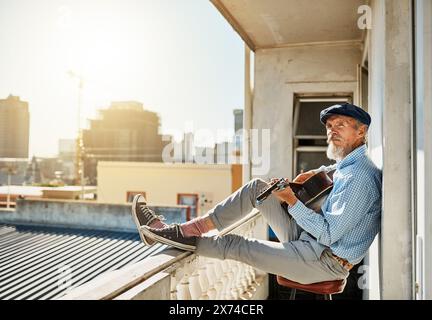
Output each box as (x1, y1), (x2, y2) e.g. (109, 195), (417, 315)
(177, 193), (198, 220)
(293, 95), (352, 176)
(126, 191), (146, 203)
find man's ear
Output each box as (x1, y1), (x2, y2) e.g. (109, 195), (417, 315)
(358, 124), (367, 138)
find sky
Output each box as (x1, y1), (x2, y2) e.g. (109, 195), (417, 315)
(0, 0), (245, 157)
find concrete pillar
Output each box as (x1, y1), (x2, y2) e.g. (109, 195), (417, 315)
(423, 0), (432, 301)
(381, 0), (413, 299)
(243, 44), (253, 183)
(414, 0), (432, 300)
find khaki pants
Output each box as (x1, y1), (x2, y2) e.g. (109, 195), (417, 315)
(196, 178), (349, 284)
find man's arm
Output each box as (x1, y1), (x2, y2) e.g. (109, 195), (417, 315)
(313, 163), (337, 174)
(286, 176), (378, 246)
(293, 163), (337, 183)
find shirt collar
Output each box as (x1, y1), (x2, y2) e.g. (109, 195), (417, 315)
(336, 144), (367, 169)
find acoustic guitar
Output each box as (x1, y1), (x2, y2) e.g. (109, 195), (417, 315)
(256, 170), (335, 212)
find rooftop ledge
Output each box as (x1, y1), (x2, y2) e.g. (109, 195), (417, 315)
(61, 209), (267, 300)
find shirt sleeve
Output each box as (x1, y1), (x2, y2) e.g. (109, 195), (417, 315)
(313, 164), (337, 174)
(288, 174), (377, 246)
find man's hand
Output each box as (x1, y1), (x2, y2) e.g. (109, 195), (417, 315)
(271, 179), (298, 207)
(293, 170), (315, 183)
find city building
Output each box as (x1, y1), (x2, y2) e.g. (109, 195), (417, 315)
(58, 139), (77, 184)
(233, 109), (243, 155)
(97, 161), (242, 219)
(58, 139), (76, 161)
(24, 156), (42, 185)
(0, 185), (97, 207)
(0, 95), (29, 158)
(233, 109), (243, 133)
(0, 158), (28, 186)
(82, 101), (168, 184)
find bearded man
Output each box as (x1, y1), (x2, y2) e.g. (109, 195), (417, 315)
(132, 103), (382, 285)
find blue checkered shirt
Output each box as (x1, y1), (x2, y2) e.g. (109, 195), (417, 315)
(288, 144), (382, 264)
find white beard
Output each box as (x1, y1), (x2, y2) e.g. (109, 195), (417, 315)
(326, 141), (347, 161)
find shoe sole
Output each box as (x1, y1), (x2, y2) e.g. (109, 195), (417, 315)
(131, 194), (155, 247)
(141, 227), (196, 252)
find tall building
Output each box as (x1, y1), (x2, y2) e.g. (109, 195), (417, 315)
(0, 159), (27, 185)
(58, 139), (76, 161)
(0, 95), (30, 158)
(57, 139), (76, 184)
(82, 101), (168, 184)
(24, 156), (42, 185)
(233, 109), (243, 132)
(233, 109), (243, 156)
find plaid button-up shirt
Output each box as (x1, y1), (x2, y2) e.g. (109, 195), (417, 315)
(288, 144), (382, 264)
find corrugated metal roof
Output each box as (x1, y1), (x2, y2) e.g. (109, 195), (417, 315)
(0, 223), (168, 300)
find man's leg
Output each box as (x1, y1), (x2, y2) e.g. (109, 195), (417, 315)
(193, 179), (346, 284)
(196, 235), (347, 284)
(139, 178), (346, 282)
(182, 178), (300, 243)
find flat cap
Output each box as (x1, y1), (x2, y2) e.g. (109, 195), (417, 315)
(320, 102), (371, 126)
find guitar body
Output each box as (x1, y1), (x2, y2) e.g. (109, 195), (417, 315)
(255, 170), (335, 212)
(289, 170), (335, 212)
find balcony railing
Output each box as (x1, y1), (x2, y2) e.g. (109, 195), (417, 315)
(61, 209), (267, 300)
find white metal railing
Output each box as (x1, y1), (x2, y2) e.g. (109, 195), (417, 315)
(164, 211), (262, 300)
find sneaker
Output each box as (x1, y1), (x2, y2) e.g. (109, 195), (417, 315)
(131, 194), (165, 246)
(140, 224), (197, 252)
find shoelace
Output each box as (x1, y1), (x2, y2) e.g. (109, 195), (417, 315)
(139, 205), (165, 223)
(163, 224), (181, 237)
(174, 224), (181, 237)
(146, 223), (189, 240)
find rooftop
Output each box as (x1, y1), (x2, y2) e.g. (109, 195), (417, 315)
(0, 185), (97, 197)
(0, 223), (168, 300)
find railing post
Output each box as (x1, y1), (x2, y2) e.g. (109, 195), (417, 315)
(245, 265), (254, 288)
(170, 271), (179, 300)
(205, 260), (218, 299)
(176, 274), (191, 300)
(197, 258), (210, 300)
(188, 271), (202, 300)
(175, 259), (196, 300)
(213, 260), (224, 299)
(225, 261), (236, 299)
(230, 260), (242, 299)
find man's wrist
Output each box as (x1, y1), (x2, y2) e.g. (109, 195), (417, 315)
(286, 196), (298, 207)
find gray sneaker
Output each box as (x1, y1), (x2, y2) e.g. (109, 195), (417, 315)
(131, 194), (165, 246)
(140, 224), (197, 252)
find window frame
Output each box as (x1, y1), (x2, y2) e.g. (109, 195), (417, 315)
(126, 191), (146, 203)
(292, 94), (352, 176)
(177, 193), (199, 221)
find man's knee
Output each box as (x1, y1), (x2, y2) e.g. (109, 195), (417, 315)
(249, 177), (266, 187)
(246, 178), (267, 199)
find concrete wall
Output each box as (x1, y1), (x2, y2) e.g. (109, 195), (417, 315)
(421, 0), (432, 300)
(367, 0), (413, 300)
(414, 0), (432, 300)
(97, 162), (235, 215)
(365, 0), (385, 300)
(0, 199), (188, 232)
(252, 43), (362, 180)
